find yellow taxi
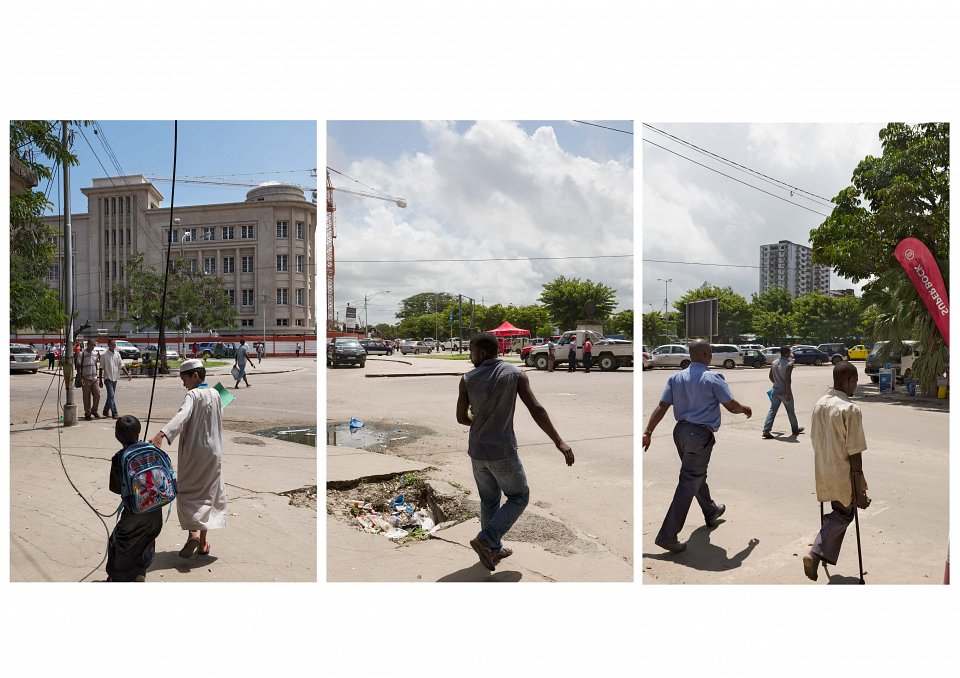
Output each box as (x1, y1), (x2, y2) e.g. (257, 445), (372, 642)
(847, 344), (869, 360)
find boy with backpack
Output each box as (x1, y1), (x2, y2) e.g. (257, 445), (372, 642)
(107, 415), (175, 582)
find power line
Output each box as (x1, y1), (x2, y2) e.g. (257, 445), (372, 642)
(643, 123), (834, 205)
(642, 137), (833, 218)
(339, 254), (634, 263)
(572, 120), (634, 135)
(642, 258), (761, 269)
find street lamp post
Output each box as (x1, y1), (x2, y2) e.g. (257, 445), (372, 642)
(364, 290), (390, 337)
(657, 278), (673, 315)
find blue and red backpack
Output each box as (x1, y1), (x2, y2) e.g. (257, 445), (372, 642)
(118, 441), (177, 514)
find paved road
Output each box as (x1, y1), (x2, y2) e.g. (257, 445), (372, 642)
(641, 361), (949, 584)
(9, 357), (317, 582)
(326, 355), (634, 581)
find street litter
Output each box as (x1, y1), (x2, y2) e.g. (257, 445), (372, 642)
(349, 417), (364, 429)
(348, 493), (443, 540)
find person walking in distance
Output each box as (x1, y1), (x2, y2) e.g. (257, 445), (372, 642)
(583, 337), (593, 374)
(78, 339), (102, 421)
(762, 346), (804, 439)
(547, 338), (556, 372)
(567, 334), (578, 372)
(642, 341), (753, 553)
(803, 361), (871, 581)
(233, 339), (256, 389)
(457, 332), (574, 571)
(295, 343), (301, 358)
(99, 338), (133, 419)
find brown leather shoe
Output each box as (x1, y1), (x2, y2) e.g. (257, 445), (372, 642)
(762, 432), (774, 439)
(803, 552), (820, 581)
(470, 536), (498, 571)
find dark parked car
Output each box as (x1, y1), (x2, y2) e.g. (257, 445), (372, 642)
(197, 341), (237, 359)
(741, 348), (767, 368)
(816, 343), (849, 365)
(327, 338), (366, 368)
(359, 339), (393, 356)
(791, 347), (831, 366)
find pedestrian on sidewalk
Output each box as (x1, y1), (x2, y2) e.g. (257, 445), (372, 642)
(583, 337), (593, 373)
(567, 335), (577, 372)
(77, 339), (102, 421)
(150, 359), (227, 560)
(256, 342), (264, 363)
(46, 343), (56, 370)
(547, 339), (555, 372)
(295, 343), (301, 358)
(642, 340), (752, 553)
(457, 332), (575, 571)
(99, 338), (132, 419)
(233, 339), (256, 389)
(802, 361), (871, 581)
(762, 346), (804, 439)
(106, 416), (163, 582)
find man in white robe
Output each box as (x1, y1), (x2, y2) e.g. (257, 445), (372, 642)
(150, 359), (227, 558)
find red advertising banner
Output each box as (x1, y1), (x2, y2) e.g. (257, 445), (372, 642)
(893, 237), (949, 347)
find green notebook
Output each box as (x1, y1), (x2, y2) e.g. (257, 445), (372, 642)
(213, 382), (235, 408)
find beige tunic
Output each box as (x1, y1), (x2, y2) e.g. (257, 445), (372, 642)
(810, 388), (868, 505)
(160, 386), (227, 530)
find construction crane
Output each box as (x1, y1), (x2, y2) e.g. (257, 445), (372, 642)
(326, 167), (406, 331)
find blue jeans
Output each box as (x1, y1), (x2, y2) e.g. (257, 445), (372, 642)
(472, 454), (530, 549)
(103, 379), (118, 416)
(763, 393), (799, 434)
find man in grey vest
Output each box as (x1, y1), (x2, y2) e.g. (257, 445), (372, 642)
(762, 345), (804, 439)
(457, 332), (575, 571)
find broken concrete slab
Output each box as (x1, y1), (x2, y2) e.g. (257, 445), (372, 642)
(326, 446), (432, 489)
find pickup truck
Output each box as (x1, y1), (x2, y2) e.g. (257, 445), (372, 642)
(440, 337), (466, 351)
(528, 330), (633, 371)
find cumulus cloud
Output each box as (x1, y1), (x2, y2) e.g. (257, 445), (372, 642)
(329, 121), (633, 326)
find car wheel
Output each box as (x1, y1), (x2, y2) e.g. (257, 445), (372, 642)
(753, 360), (763, 368)
(679, 359), (691, 369)
(831, 355), (842, 365)
(414, 348), (420, 355)
(870, 376), (879, 383)
(814, 358), (823, 366)
(387, 350), (393, 356)
(599, 355), (618, 371)
(359, 360), (366, 368)
(723, 359), (735, 369)
(31, 369), (38, 374)
(534, 354), (549, 370)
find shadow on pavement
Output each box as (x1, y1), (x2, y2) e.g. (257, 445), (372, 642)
(149, 550), (219, 575)
(437, 561), (523, 582)
(822, 565), (864, 585)
(643, 526), (759, 573)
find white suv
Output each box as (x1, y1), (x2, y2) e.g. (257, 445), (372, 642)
(710, 344), (743, 369)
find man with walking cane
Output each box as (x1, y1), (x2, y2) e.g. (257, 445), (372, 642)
(803, 361), (871, 582)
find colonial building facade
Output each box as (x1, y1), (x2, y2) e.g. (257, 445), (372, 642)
(759, 239), (831, 298)
(43, 175), (316, 336)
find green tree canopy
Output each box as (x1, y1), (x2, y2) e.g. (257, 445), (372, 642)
(396, 292), (456, 319)
(538, 276), (617, 332)
(9, 120), (84, 332)
(606, 309), (634, 339)
(673, 283), (751, 342)
(790, 292), (862, 342)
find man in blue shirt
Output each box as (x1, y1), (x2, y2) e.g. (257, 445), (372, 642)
(642, 341), (752, 553)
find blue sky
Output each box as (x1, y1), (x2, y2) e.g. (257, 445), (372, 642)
(40, 120), (317, 215)
(326, 120), (634, 328)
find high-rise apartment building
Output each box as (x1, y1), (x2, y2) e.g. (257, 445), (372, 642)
(42, 175), (316, 335)
(759, 239), (831, 298)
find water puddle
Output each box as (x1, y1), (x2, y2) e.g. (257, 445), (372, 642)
(326, 422), (410, 450)
(256, 425), (317, 447)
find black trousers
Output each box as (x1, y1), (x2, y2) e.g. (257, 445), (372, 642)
(106, 508), (163, 582)
(657, 422), (722, 543)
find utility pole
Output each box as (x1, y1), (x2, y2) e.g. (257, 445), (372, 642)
(62, 121), (77, 426)
(657, 278), (673, 315)
(458, 294), (463, 351)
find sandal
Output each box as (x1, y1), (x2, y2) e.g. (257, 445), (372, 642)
(198, 542), (211, 556)
(179, 536), (200, 558)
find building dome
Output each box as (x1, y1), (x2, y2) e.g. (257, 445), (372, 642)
(245, 182), (306, 203)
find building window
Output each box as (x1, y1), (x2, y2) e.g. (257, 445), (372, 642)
(295, 255), (304, 273)
(222, 226), (235, 240)
(103, 198), (109, 215)
(111, 261), (117, 277)
(241, 318), (254, 328)
(125, 196), (131, 214)
(188, 259), (198, 274)
(203, 227), (216, 241)
(126, 228), (131, 246)
(295, 318), (304, 327)
(277, 254), (288, 272)
(296, 288), (304, 306)
(204, 257), (216, 275)
(276, 221), (288, 238)
(276, 318), (289, 327)
(183, 228), (197, 243)
(169, 229), (179, 243)
(277, 288), (288, 305)
(104, 229), (109, 248)
(241, 224), (255, 239)
(296, 221), (304, 239)
(223, 257), (235, 274)
(118, 229), (123, 246)
(241, 256), (254, 273)
(241, 289), (255, 306)
(49, 263), (60, 281)
(225, 289), (235, 305)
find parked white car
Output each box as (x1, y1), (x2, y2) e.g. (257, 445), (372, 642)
(648, 344), (691, 369)
(709, 344), (743, 369)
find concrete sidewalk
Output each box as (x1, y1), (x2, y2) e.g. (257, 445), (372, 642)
(9, 418), (316, 582)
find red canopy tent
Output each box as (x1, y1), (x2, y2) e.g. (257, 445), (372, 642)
(488, 321), (530, 337)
